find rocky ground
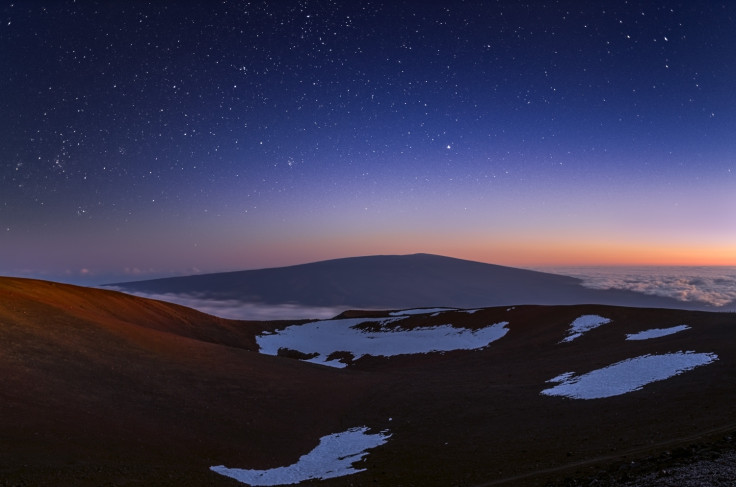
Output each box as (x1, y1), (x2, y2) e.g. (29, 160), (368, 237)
(626, 452), (736, 487)
(2, 277), (735, 487)
(546, 432), (736, 486)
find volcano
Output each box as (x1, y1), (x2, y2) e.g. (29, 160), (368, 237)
(1, 276), (735, 486)
(107, 253), (704, 311)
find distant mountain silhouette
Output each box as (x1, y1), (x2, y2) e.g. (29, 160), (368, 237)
(108, 253), (701, 310)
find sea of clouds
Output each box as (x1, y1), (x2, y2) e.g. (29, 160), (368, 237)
(103, 288), (347, 321)
(544, 266), (736, 309)
(106, 266), (736, 321)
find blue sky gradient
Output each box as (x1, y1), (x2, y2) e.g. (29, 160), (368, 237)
(2, 1), (734, 284)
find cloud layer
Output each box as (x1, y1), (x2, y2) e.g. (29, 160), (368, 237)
(106, 266), (736, 321)
(546, 266), (736, 308)
(104, 288), (346, 321)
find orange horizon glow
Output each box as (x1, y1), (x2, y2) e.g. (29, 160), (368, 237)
(464, 243), (736, 268)
(232, 233), (736, 271)
(311, 231), (734, 268)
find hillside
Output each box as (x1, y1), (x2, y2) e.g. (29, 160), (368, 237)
(1, 276), (735, 486)
(0, 277), (367, 485)
(108, 253), (698, 310)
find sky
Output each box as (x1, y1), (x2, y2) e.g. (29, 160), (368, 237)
(1, 1), (735, 285)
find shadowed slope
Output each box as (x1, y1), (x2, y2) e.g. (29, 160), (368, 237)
(108, 253), (696, 310)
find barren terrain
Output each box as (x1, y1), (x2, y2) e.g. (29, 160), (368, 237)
(1, 276), (734, 486)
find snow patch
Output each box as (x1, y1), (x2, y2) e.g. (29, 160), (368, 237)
(541, 351), (718, 399)
(546, 372), (575, 384)
(561, 315), (611, 342)
(211, 426), (390, 485)
(256, 318), (510, 368)
(626, 325), (691, 340)
(389, 308), (456, 316)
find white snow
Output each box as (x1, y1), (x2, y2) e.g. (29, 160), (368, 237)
(626, 325), (691, 340)
(389, 308), (479, 317)
(546, 372), (575, 384)
(389, 308), (456, 316)
(256, 317), (510, 368)
(211, 426), (390, 485)
(460, 308), (482, 314)
(561, 315), (611, 342)
(431, 309), (480, 317)
(541, 351), (718, 399)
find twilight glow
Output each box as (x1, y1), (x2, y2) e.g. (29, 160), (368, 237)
(1, 2), (734, 285)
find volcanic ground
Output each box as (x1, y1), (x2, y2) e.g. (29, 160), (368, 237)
(1, 276), (735, 486)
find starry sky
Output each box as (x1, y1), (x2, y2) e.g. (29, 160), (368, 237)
(2, 1), (735, 285)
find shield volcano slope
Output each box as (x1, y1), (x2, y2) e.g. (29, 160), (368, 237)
(0, 277), (381, 486)
(250, 305), (736, 487)
(107, 253), (695, 310)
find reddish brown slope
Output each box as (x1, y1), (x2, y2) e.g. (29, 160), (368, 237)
(1, 277), (735, 486)
(0, 277), (374, 486)
(0, 276), (266, 351)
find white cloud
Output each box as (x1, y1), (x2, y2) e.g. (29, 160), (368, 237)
(544, 267), (736, 308)
(103, 288), (346, 320)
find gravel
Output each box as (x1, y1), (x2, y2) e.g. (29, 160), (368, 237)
(621, 450), (736, 487)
